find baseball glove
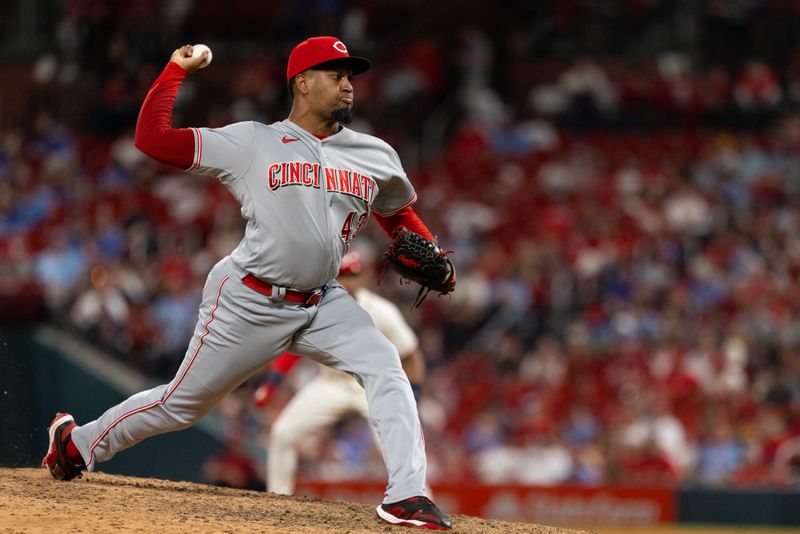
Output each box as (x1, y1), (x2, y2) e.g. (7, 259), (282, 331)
(381, 226), (456, 308)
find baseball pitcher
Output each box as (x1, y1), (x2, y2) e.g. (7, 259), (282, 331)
(42, 36), (455, 530)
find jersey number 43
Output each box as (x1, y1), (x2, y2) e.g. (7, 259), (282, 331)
(341, 211), (368, 243)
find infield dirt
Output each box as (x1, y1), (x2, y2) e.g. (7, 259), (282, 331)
(0, 468), (593, 533)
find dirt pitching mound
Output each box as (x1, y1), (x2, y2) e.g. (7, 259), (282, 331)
(1, 468), (593, 533)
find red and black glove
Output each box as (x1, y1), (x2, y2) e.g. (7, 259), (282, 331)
(382, 227), (456, 308)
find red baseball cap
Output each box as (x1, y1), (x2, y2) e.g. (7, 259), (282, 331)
(339, 251), (364, 276)
(286, 36), (371, 83)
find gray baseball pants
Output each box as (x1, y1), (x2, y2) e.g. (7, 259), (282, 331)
(69, 256), (427, 503)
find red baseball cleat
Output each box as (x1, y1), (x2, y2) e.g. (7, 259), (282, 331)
(42, 413), (85, 481)
(376, 496), (452, 530)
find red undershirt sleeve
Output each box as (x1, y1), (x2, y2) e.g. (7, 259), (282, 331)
(134, 62), (195, 169)
(271, 353), (301, 375)
(373, 206), (435, 241)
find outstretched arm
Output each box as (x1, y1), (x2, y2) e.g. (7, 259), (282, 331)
(134, 45), (209, 168)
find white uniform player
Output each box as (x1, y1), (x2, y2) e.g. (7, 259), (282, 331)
(42, 37), (453, 530)
(267, 251), (423, 495)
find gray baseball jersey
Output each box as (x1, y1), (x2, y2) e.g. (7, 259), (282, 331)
(189, 119), (416, 290)
(69, 118), (428, 504)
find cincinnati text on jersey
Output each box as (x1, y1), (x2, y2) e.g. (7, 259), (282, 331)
(267, 162), (377, 203)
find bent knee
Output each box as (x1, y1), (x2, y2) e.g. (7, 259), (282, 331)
(357, 334), (404, 374)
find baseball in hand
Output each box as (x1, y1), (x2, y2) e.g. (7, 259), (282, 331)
(191, 44), (212, 69)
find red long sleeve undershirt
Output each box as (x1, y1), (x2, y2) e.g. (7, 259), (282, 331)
(271, 352), (300, 375)
(134, 62), (195, 169)
(373, 206), (434, 241)
(135, 63), (435, 241)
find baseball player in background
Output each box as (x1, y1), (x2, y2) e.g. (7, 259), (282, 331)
(42, 36), (454, 530)
(257, 251), (426, 495)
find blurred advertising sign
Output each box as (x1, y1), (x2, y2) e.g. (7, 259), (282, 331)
(294, 481), (675, 525)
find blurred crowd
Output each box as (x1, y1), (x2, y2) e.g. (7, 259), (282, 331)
(4, 0), (800, 490)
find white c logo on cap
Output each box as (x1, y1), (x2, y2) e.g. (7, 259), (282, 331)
(333, 41), (348, 54)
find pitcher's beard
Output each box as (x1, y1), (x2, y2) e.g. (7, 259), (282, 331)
(332, 107), (352, 124)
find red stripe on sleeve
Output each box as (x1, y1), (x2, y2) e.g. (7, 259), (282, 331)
(134, 62), (196, 170)
(373, 206), (435, 241)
